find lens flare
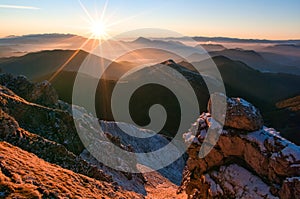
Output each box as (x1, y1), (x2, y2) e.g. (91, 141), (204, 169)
(90, 21), (107, 38)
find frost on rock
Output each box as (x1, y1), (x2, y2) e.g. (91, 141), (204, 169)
(209, 164), (278, 199)
(243, 127), (300, 164)
(208, 94), (264, 131)
(179, 96), (300, 199)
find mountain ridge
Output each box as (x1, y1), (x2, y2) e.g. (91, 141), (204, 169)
(1, 51), (299, 144)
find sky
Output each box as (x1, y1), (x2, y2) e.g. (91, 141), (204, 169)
(1, 0), (300, 39)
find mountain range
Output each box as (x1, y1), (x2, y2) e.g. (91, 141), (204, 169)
(0, 48), (299, 144)
(1, 33), (299, 75)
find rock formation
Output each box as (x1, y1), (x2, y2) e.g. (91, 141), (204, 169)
(0, 74), (58, 107)
(207, 93), (264, 131)
(179, 95), (300, 199)
(0, 108), (112, 182)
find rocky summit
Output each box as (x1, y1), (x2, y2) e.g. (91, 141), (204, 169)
(179, 96), (300, 199)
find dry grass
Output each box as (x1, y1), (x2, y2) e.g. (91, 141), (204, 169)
(276, 95), (300, 111)
(0, 141), (141, 199)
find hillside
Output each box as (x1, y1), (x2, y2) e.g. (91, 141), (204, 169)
(260, 44), (300, 57)
(0, 76), (299, 198)
(0, 142), (140, 199)
(0, 49), (137, 81)
(0, 75), (185, 198)
(264, 95), (300, 143)
(122, 56), (300, 142)
(185, 48), (300, 75)
(205, 56), (300, 104)
(0, 50), (299, 143)
(276, 95), (300, 111)
(195, 43), (226, 52)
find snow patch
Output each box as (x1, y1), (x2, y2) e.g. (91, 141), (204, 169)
(204, 174), (224, 196)
(241, 129), (267, 151)
(211, 164), (278, 199)
(241, 126), (300, 163)
(285, 176), (300, 182)
(183, 132), (200, 145)
(281, 144), (300, 162)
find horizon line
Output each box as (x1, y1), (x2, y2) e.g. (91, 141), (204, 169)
(1, 32), (300, 42)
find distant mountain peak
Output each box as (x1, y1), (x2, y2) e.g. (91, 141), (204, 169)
(160, 59), (176, 66)
(4, 35), (18, 39)
(133, 37), (151, 43)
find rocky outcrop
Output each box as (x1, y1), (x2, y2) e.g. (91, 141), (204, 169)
(0, 109), (112, 182)
(0, 81), (146, 195)
(208, 93), (263, 131)
(0, 141), (141, 198)
(179, 96), (300, 199)
(0, 74), (58, 107)
(0, 84), (84, 154)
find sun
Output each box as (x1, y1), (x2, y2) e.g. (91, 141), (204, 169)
(90, 21), (107, 38)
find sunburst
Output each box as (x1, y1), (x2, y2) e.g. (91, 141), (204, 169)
(89, 20), (108, 39)
(48, 0), (143, 82)
(78, 0), (111, 41)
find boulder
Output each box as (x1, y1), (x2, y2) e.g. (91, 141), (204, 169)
(29, 80), (58, 106)
(208, 93), (263, 131)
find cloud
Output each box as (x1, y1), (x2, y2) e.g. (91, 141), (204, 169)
(0, 4), (40, 10)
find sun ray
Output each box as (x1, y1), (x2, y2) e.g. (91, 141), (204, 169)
(78, 0), (94, 24)
(100, 0), (109, 22)
(48, 37), (93, 82)
(48, 0), (148, 83)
